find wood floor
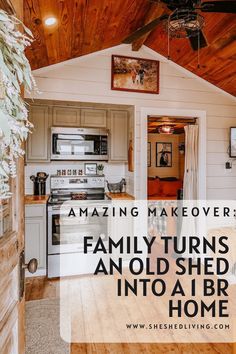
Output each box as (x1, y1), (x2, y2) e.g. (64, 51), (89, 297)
(26, 277), (234, 354)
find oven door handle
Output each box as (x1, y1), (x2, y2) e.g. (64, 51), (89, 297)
(48, 206), (61, 212)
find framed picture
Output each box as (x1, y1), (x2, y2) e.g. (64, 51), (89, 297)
(147, 142), (151, 167)
(156, 143), (172, 167)
(111, 55), (159, 94)
(230, 127), (236, 157)
(84, 163), (97, 175)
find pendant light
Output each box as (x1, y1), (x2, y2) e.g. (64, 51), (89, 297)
(158, 125), (174, 135)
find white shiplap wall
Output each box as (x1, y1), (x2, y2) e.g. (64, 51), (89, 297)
(24, 162), (126, 195)
(26, 44), (236, 199)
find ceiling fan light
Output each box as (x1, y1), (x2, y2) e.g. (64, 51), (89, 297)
(158, 125), (174, 134)
(168, 10), (205, 38)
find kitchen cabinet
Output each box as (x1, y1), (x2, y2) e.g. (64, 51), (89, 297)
(26, 105), (50, 162)
(26, 101), (131, 163)
(108, 201), (134, 262)
(25, 204), (47, 276)
(81, 108), (107, 127)
(108, 110), (128, 162)
(53, 106), (81, 126)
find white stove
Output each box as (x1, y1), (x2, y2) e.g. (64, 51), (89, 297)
(47, 175), (108, 278)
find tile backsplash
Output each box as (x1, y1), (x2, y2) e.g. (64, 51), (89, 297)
(25, 162), (127, 195)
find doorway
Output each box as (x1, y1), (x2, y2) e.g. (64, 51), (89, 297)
(139, 107), (207, 200)
(147, 116), (197, 200)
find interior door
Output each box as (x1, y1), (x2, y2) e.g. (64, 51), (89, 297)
(0, 1), (34, 354)
(0, 159), (27, 354)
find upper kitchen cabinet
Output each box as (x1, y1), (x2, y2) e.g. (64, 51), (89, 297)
(52, 106), (81, 126)
(108, 110), (128, 162)
(81, 108), (107, 128)
(26, 105), (50, 162)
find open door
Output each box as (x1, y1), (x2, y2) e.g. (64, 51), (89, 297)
(0, 1), (37, 353)
(0, 159), (28, 354)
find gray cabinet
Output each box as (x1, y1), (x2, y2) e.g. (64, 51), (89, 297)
(26, 102), (130, 164)
(109, 110), (128, 162)
(25, 204), (47, 276)
(81, 108), (107, 127)
(53, 106), (80, 126)
(26, 105), (50, 162)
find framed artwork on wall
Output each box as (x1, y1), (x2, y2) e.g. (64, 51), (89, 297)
(156, 142), (172, 167)
(84, 163), (97, 175)
(230, 127), (236, 157)
(111, 55), (159, 94)
(147, 142), (151, 167)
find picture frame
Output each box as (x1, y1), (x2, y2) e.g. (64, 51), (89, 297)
(111, 55), (159, 94)
(147, 142), (151, 167)
(229, 127), (236, 157)
(156, 143), (172, 167)
(84, 163), (97, 175)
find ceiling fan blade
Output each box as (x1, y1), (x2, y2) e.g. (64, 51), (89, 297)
(123, 14), (168, 44)
(187, 29), (208, 51)
(200, 1), (236, 13)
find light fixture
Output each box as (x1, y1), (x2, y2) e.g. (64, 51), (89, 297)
(167, 9), (205, 39)
(158, 125), (174, 135)
(44, 17), (57, 26)
(166, 9), (205, 68)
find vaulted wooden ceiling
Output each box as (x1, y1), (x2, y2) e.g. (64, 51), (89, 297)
(24, 0), (236, 96)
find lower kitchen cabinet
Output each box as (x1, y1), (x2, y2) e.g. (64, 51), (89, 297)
(25, 204), (47, 277)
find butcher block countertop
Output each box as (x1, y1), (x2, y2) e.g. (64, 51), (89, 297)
(25, 195), (49, 205)
(106, 192), (134, 200)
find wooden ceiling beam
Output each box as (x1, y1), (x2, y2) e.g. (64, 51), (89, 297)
(132, 2), (166, 52)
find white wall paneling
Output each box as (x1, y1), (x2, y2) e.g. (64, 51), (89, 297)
(26, 44), (236, 200)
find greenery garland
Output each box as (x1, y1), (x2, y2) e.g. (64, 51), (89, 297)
(0, 9), (35, 198)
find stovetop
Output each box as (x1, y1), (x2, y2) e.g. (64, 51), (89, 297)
(47, 175), (106, 205)
(47, 193), (105, 205)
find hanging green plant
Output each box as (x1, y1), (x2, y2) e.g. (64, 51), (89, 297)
(0, 9), (35, 198)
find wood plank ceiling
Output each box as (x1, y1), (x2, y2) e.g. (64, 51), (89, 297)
(24, 0), (236, 96)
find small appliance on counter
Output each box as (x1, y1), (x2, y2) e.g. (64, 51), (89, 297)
(30, 172), (49, 196)
(106, 178), (126, 193)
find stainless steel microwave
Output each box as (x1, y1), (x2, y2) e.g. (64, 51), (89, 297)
(51, 127), (109, 161)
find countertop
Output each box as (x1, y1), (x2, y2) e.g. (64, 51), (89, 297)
(25, 193), (134, 204)
(106, 192), (134, 200)
(25, 195), (49, 205)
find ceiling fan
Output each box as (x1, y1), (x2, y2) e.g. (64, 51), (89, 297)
(123, 0), (236, 51)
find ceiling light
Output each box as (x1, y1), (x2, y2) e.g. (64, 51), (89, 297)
(44, 17), (57, 26)
(168, 10), (205, 38)
(158, 125), (174, 135)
